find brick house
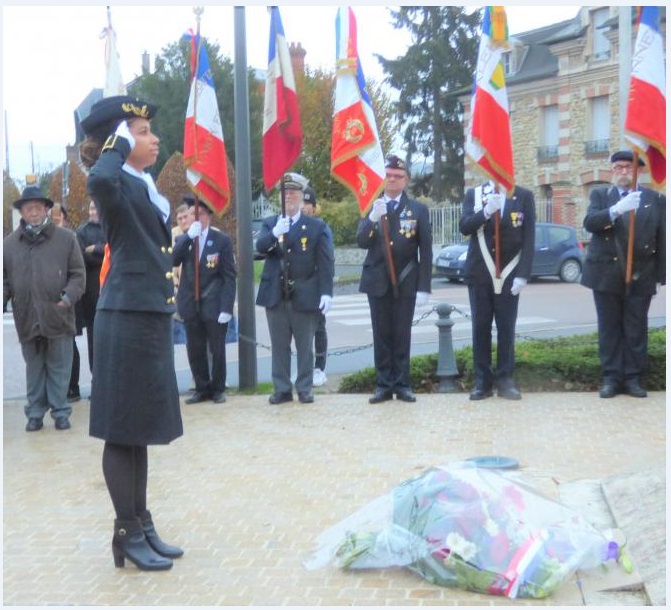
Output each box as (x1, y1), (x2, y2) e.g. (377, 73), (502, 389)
(462, 6), (666, 235)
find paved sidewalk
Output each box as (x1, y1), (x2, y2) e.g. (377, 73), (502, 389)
(3, 390), (665, 606)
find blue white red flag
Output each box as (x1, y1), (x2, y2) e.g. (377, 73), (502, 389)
(183, 31), (230, 214)
(331, 6), (385, 215)
(262, 6), (303, 191)
(465, 6), (515, 195)
(624, 6), (666, 188)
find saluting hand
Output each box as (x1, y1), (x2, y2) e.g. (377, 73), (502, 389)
(115, 120), (136, 149)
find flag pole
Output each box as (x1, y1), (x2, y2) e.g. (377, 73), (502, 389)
(192, 6), (203, 305)
(625, 152), (639, 288)
(380, 212), (399, 297)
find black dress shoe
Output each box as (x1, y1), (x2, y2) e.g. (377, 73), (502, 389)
(624, 380), (647, 398)
(268, 392), (293, 405)
(25, 418), (43, 432)
(469, 388), (493, 401)
(497, 386), (521, 400)
(396, 389), (417, 402)
(598, 383), (619, 399)
(298, 393), (314, 404)
(212, 392), (226, 404)
(185, 391), (211, 404)
(369, 389), (393, 404)
(54, 417), (71, 430)
(67, 388), (81, 403)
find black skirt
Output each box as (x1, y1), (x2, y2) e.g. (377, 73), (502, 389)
(89, 310), (183, 445)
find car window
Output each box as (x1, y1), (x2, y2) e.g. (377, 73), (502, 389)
(547, 226), (573, 247)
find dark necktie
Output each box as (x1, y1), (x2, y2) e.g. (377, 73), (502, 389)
(621, 190), (629, 198)
(387, 200), (397, 215)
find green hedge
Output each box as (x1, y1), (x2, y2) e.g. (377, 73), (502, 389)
(339, 328), (666, 393)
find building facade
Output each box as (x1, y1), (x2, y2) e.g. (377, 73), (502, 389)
(463, 6), (666, 234)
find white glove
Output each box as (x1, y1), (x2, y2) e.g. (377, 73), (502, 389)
(510, 277), (527, 296)
(218, 312), (232, 324)
(318, 295), (332, 314)
(415, 291), (430, 307)
(115, 120), (135, 149)
(187, 220), (202, 239)
(611, 191), (641, 216)
(484, 193), (505, 217)
(368, 199), (387, 223)
(272, 216), (291, 238)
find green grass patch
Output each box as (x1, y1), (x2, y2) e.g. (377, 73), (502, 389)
(339, 328), (666, 394)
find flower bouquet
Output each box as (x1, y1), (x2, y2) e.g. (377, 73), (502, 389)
(306, 463), (624, 599)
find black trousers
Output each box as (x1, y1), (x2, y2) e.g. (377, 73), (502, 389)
(314, 312), (327, 371)
(468, 283), (519, 389)
(368, 289), (415, 392)
(592, 290), (652, 383)
(185, 315), (227, 394)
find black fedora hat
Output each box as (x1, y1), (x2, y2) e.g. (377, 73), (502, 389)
(610, 150), (645, 167)
(13, 186), (54, 210)
(80, 95), (158, 139)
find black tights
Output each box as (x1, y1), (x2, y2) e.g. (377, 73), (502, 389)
(102, 442), (148, 520)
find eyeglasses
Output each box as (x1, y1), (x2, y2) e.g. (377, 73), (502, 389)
(612, 164), (634, 173)
(385, 173), (406, 180)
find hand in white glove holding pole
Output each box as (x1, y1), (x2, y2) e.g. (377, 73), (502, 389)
(368, 199), (387, 223)
(187, 221), (202, 239)
(272, 216), (291, 238)
(611, 191), (641, 217)
(484, 193), (505, 217)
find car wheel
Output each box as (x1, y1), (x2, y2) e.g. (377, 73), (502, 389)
(559, 259), (581, 283)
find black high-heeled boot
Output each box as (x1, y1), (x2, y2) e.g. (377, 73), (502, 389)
(112, 518), (173, 570)
(139, 510), (184, 558)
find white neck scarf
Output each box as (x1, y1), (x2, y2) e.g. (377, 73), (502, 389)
(122, 164), (170, 222)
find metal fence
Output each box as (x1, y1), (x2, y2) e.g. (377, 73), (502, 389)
(428, 198), (561, 247)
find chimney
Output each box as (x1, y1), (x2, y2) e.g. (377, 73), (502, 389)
(142, 51), (150, 75)
(289, 42), (306, 76)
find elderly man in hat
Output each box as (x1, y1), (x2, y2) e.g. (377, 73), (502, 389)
(3, 186), (85, 431)
(256, 172), (335, 404)
(173, 194), (237, 404)
(581, 150), (666, 399)
(357, 155), (433, 404)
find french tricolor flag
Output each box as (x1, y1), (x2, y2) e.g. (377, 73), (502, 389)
(183, 31), (230, 214)
(466, 6), (515, 195)
(330, 6), (385, 215)
(624, 6), (666, 188)
(262, 6), (303, 192)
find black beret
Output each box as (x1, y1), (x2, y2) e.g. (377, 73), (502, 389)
(610, 150), (645, 166)
(13, 186), (54, 210)
(80, 95), (158, 139)
(183, 193), (213, 212)
(303, 186), (317, 205)
(385, 155), (407, 171)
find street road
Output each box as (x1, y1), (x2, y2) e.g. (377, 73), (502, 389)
(3, 279), (666, 399)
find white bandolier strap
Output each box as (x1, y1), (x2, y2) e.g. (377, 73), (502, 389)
(474, 186), (520, 294)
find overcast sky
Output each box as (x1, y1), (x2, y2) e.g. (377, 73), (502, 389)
(2, 3), (584, 184)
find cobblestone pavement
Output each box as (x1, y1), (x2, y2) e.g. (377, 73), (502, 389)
(3, 390), (665, 606)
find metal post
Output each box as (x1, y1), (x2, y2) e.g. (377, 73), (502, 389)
(233, 6), (257, 389)
(434, 303), (460, 393)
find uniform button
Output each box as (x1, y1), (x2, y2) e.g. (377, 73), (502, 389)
(168, 247), (173, 254)
(390, 241), (394, 246)
(161, 246), (167, 253)
(165, 272), (173, 279)
(287, 248), (292, 253)
(166, 297), (175, 304)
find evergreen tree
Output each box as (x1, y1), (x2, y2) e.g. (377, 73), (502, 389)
(377, 6), (481, 201)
